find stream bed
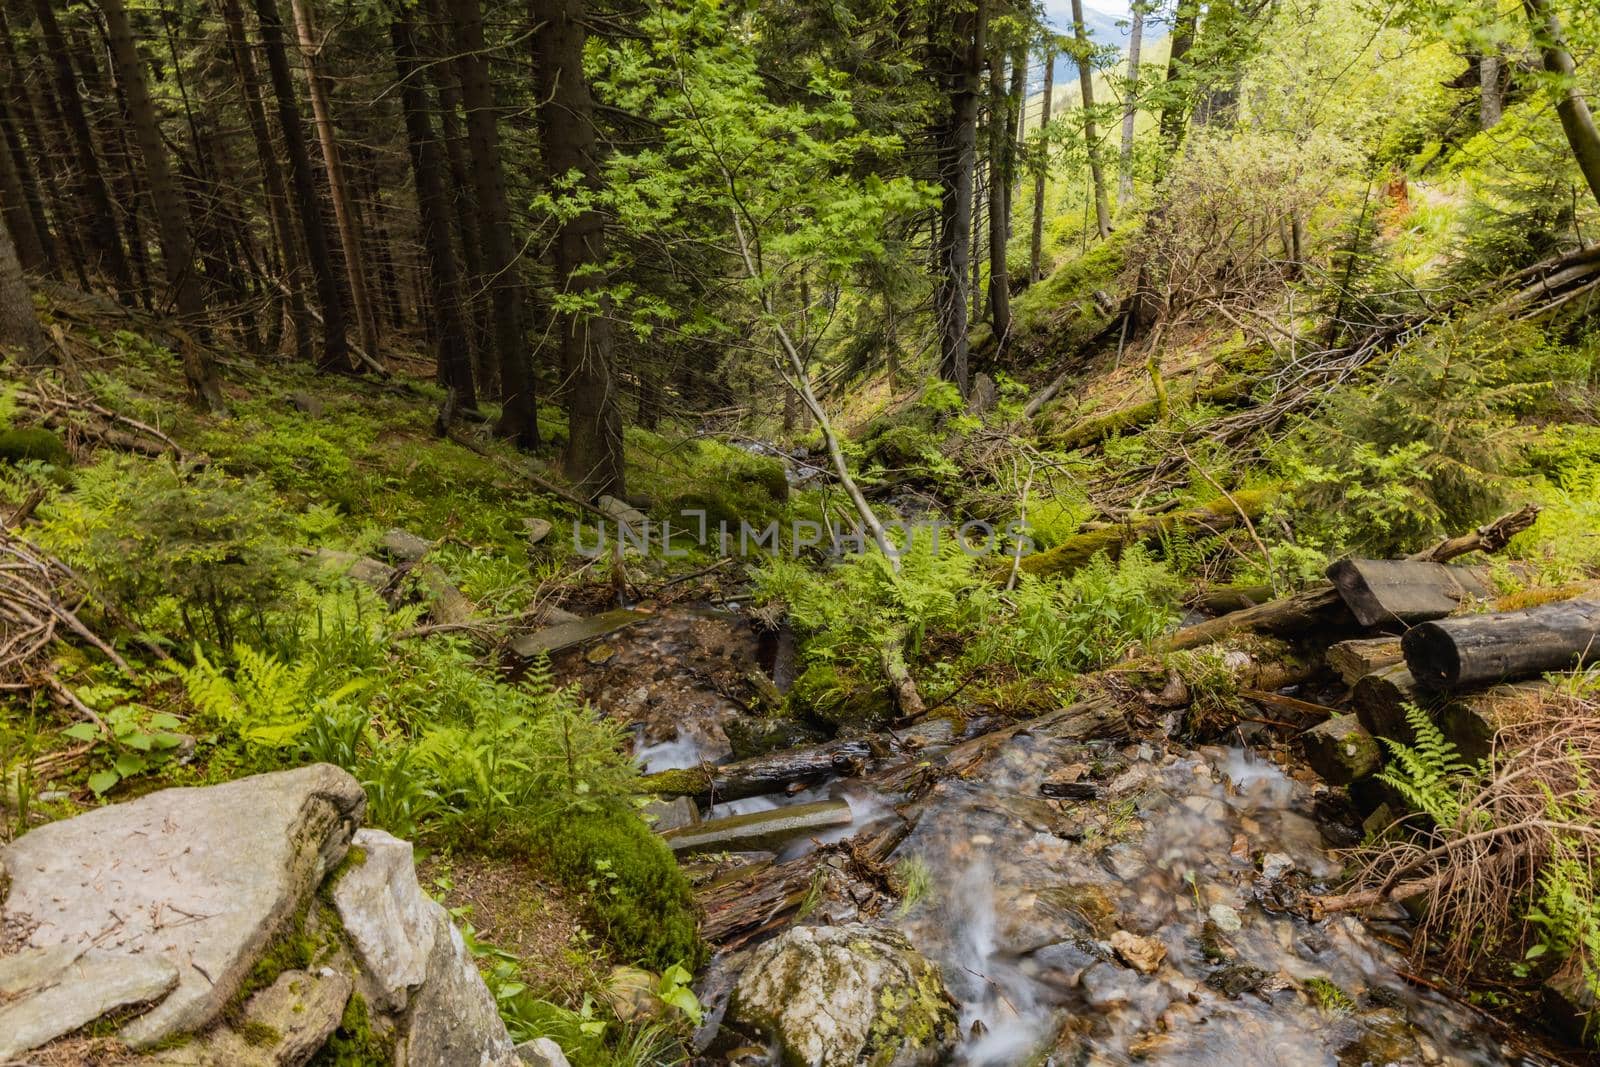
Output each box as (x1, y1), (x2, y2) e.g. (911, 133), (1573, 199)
(550, 605), (1546, 1066)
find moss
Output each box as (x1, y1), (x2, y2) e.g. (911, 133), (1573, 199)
(1304, 976), (1356, 1014)
(324, 845), (367, 888)
(239, 1019), (282, 1047)
(517, 802), (704, 971)
(865, 952), (958, 1066)
(309, 992), (392, 1066)
(0, 427), (68, 466)
(787, 662), (893, 730)
(634, 764), (714, 797)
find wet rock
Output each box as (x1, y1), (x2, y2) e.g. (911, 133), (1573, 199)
(1109, 930), (1168, 974)
(1335, 1006), (1425, 1064)
(1301, 715), (1381, 786)
(516, 1037), (573, 1067)
(0, 946), (179, 1061)
(644, 796), (700, 833)
(730, 924), (959, 1067)
(1205, 961), (1280, 1000)
(1035, 884), (1117, 938)
(381, 527), (433, 562)
(1542, 966), (1599, 1047)
(0, 763), (365, 1047)
(1207, 904), (1243, 933)
(725, 715), (828, 760)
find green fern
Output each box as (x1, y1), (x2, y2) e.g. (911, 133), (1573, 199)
(1377, 703), (1484, 825)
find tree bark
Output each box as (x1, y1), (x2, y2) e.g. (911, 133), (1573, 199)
(638, 739), (874, 803)
(1029, 43), (1053, 283)
(99, 0), (227, 412)
(289, 0), (381, 361)
(218, 0), (311, 363)
(0, 212), (47, 366)
(1479, 53), (1502, 130)
(1004, 39), (1025, 239)
(251, 0), (349, 372)
(1158, 0), (1199, 162)
(934, 0), (985, 397)
(447, 0), (539, 446)
(0, 121), (45, 273)
(987, 38), (1011, 346)
(1117, 0), (1145, 205)
(1523, 0), (1600, 210)
(1070, 0), (1111, 238)
(391, 6), (476, 415)
(32, 0), (132, 298)
(0, 8), (62, 279)
(1403, 598), (1600, 690)
(532, 0), (624, 498)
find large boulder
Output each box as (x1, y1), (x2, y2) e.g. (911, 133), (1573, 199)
(333, 828), (520, 1067)
(0, 763), (365, 1049)
(0, 945), (178, 1060)
(729, 923), (960, 1067)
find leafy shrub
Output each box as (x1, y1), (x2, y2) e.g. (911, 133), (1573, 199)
(38, 459), (302, 649)
(520, 802), (703, 972)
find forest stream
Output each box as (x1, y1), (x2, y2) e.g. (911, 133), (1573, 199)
(549, 604), (1529, 1066)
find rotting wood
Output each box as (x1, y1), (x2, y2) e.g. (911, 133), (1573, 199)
(1327, 637), (1404, 687)
(637, 738), (875, 803)
(1326, 558), (1496, 628)
(1402, 598), (1600, 690)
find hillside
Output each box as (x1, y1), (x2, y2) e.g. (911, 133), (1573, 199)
(1, 0), (1600, 1065)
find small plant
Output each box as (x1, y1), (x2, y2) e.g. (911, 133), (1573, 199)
(60, 681), (189, 796)
(893, 855), (935, 917)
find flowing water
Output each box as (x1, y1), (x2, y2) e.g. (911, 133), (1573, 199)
(550, 605), (1547, 1065)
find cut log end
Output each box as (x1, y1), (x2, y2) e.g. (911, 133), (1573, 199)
(1400, 622), (1462, 689)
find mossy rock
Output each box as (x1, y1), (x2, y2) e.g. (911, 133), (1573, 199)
(518, 802), (704, 971)
(726, 715), (829, 760)
(860, 424), (941, 473)
(734, 454), (790, 503)
(0, 427), (68, 466)
(788, 662), (894, 731)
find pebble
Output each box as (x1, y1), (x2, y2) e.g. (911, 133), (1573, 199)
(1207, 904), (1243, 933)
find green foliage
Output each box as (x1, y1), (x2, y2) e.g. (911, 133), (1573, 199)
(0, 427), (68, 467)
(1378, 704), (1484, 827)
(38, 459), (302, 649)
(59, 680), (188, 796)
(975, 548), (1183, 676)
(521, 803), (703, 972)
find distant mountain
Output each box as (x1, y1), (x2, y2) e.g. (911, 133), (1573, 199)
(1032, 2), (1165, 96)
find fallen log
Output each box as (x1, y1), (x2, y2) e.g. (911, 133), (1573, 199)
(1406, 504), (1540, 563)
(1326, 559), (1495, 628)
(661, 800), (853, 855)
(1188, 582), (1275, 615)
(1012, 488), (1277, 581)
(636, 738), (875, 803)
(1160, 584), (1347, 652)
(1327, 637), (1404, 687)
(509, 607), (652, 659)
(1352, 663), (1435, 743)
(1402, 598), (1600, 690)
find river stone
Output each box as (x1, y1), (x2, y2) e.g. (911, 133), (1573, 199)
(398, 906), (520, 1067)
(0, 946), (179, 1060)
(0, 764), (364, 1048)
(1109, 929), (1167, 974)
(1301, 715), (1381, 785)
(330, 828), (435, 1012)
(729, 923), (959, 1067)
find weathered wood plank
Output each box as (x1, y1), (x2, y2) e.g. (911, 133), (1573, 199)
(1326, 559), (1494, 628)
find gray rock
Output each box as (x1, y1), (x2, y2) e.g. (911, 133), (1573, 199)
(331, 828), (435, 1012)
(730, 923), (959, 1067)
(524, 517), (553, 547)
(155, 968), (354, 1067)
(597, 495), (647, 530)
(307, 548), (396, 591)
(381, 527), (434, 563)
(1301, 715), (1381, 785)
(969, 372), (998, 415)
(0, 946), (179, 1060)
(644, 796), (699, 833)
(516, 1037), (572, 1067)
(398, 910), (521, 1067)
(0, 763), (365, 1048)
(289, 392), (326, 417)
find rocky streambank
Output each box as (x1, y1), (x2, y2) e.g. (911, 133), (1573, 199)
(0, 764), (564, 1067)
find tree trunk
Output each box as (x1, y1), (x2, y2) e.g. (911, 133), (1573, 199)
(1029, 43), (1053, 283)
(1325, 558), (1496, 628)
(0, 123), (45, 272)
(0, 213), (47, 366)
(31, 0), (132, 298)
(1479, 53), (1502, 130)
(289, 0), (381, 361)
(0, 6), (84, 286)
(447, 0), (539, 446)
(532, 0), (624, 498)
(251, 0), (350, 372)
(1117, 0), (1145, 205)
(1523, 0), (1600, 210)
(391, 7), (476, 416)
(1158, 0), (1199, 162)
(1403, 598), (1600, 690)
(99, 0), (226, 412)
(987, 39), (1011, 346)
(1070, 0), (1111, 238)
(75, 22), (153, 309)
(934, 0), (985, 397)
(1005, 40), (1025, 240)
(218, 0), (311, 363)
